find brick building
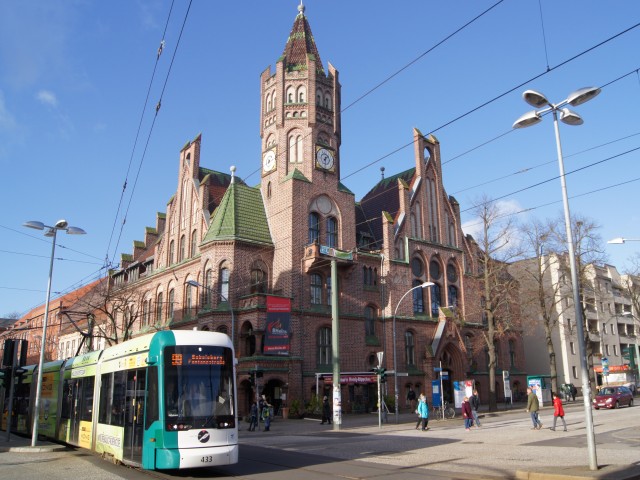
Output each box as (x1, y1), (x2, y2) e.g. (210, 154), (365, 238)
(3, 4), (527, 415)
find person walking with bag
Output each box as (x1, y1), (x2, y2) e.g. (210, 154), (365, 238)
(550, 392), (567, 432)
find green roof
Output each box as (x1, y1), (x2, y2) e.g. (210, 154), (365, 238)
(283, 168), (310, 183)
(201, 182), (273, 246)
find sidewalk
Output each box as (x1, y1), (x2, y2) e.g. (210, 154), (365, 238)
(252, 401), (640, 480)
(0, 432), (67, 453)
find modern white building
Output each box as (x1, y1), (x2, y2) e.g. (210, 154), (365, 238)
(510, 255), (638, 393)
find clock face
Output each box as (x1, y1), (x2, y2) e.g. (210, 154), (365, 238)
(263, 150), (276, 172)
(316, 148), (335, 171)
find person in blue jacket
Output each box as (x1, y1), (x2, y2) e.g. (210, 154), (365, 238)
(416, 394), (429, 431)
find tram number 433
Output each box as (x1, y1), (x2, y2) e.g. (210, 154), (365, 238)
(201, 456), (214, 463)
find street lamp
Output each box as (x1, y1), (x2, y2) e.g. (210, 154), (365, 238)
(186, 279), (235, 349)
(514, 86), (600, 470)
(392, 281), (434, 423)
(607, 237), (640, 244)
(23, 219), (86, 447)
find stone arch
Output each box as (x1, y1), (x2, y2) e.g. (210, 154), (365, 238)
(438, 341), (466, 403)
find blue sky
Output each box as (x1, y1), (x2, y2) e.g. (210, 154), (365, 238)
(1, 0), (639, 317)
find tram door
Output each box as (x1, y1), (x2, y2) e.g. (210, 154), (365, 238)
(123, 369), (146, 464)
(63, 378), (93, 445)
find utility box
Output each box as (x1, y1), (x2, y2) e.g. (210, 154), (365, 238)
(527, 375), (552, 406)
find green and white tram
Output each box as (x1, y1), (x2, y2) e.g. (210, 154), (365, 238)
(2, 330), (238, 470)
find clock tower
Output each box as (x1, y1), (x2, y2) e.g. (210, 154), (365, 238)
(260, 2), (341, 183)
(259, 3), (354, 296)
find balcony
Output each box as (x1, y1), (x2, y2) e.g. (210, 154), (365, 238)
(303, 243), (354, 274)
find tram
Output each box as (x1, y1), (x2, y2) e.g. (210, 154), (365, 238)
(1, 330), (238, 470)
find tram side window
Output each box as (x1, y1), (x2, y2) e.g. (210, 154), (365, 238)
(15, 383), (31, 415)
(111, 370), (127, 427)
(81, 378), (95, 421)
(61, 379), (74, 420)
(145, 367), (158, 430)
(98, 373), (113, 424)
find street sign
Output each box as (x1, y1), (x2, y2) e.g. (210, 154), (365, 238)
(440, 371), (449, 378)
(397, 372), (408, 377)
(434, 367), (442, 372)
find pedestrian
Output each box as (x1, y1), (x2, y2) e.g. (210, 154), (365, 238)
(550, 392), (567, 432)
(261, 396), (272, 431)
(526, 387), (543, 430)
(462, 396), (473, 431)
(470, 389), (481, 428)
(570, 384), (577, 402)
(407, 387), (417, 412)
(248, 402), (258, 431)
(321, 395), (332, 424)
(416, 394), (429, 431)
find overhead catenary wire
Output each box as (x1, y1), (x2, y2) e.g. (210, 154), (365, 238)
(107, 0), (194, 272)
(103, 0), (176, 270)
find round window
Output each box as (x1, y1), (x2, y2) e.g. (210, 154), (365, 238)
(411, 257), (424, 277)
(447, 263), (458, 283)
(429, 260), (441, 280)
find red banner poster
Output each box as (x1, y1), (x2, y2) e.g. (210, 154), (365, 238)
(264, 296), (291, 356)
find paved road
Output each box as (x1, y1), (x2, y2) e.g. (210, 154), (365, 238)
(2, 401), (639, 479)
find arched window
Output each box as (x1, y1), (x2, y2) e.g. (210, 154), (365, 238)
(288, 134), (302, 163)
(327, 216), (338, 248)
(431, 283), (441, 317)
(413, 279), (425, 313)
(169, 240), (175, 265)
(309, 212), (320, 244)
(509, 339), (516, 367)
(316, 89), (322, 105)
(142, 298), (150, 327)
(410, 212), (417, 237)
(250, 265), (267, 293)
(427, 178), (438, 242)
(448, 285), (458, 308)
(219, 267), (230, 302)
(297, 85), (306, 103)
(267, 181), (272, 198)
(185, 283), (193, 315)
(365, 306), (376, 336)
(429, 259), (441, 281)
(205, 269), (214, 306)
(193, 200), (198, 225)
(286, 86), (294, 103)
(405, 331), (416, 366)
(179, 235), (185, 261)
(168, 289), (175, 321)
(310, 273), (322, 304)
(265, 92), (271, 111)
(191, 230), (197, 257)
(324, 93), (332, 110)
(156, 292), (163, 323)
(318, 327), (332, 365)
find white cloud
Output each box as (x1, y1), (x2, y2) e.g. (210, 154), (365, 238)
(0, 90), (16, 130)
(462, 199), (527, 240)
(36, 90), (58, 108)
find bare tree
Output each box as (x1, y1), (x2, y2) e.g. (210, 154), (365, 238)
(512, 217), (566, 393)
(549, 213), (607, 388)
(471, 196), (523, 411)
(73, 278), (143, 347)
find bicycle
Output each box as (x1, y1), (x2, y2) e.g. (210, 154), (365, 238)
(431, 400), (456, 419)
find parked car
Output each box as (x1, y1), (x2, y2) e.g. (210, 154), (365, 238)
(592, 386), (634, 409)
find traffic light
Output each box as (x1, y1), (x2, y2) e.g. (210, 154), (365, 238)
(380, 368), (387, 383)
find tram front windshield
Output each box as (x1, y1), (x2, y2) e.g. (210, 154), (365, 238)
(164, 345), (234, 430)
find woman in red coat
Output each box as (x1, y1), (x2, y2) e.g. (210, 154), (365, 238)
(550, 392), (567, 432)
